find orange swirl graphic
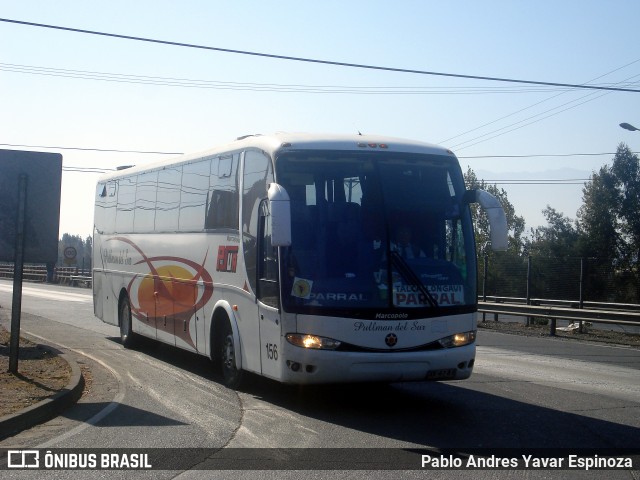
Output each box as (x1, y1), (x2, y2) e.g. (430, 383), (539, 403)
(105, 237), (214, 348)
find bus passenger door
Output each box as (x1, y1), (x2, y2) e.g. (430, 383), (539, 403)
(257, 204), (282, 379)
(258, 302), (280, 379)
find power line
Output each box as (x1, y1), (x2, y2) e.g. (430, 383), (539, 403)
(480, 181), (588, 185)
(469, 178), (592, 186)
(1, 17), (639, 93)
(5, 141), (637, 161)
(449, 72), (640, 151)
(482, 178), (590, 181)
(0, 143), (182, 155)
(439, 58), (640, 145)
(0, 62), (584, 95)
(459, 151), (640, 159)
(449, 90), (608, 150)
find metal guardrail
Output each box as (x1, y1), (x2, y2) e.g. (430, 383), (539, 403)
(69, 275), (92, 287)
(481, 295), (640, 313)
(478, 302), (640, 326)
(0, 263), (91, 287)
(478, 299), (640, 337)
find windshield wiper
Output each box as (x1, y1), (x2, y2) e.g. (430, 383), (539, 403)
(390, 251), (439, 309)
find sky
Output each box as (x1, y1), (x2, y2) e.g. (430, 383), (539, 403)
(2, 1), (640, 239)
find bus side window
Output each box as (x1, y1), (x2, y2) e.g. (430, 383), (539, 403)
(115, 176), (137, 233)
(156, 166), (182, 232)
(134, 171), (158, 233)
(242, 150), (274, 294)
(95, 181), (117, 234)
(180, 160), (210, 231)
(206, 155), (239, 230)
(257, 201), (279, 308)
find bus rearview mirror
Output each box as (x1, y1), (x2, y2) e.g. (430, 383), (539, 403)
(465, 189), (509, 252)
(268, 183), (292, 247)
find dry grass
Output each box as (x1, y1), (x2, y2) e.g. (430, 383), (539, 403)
(478, 318), (640, 347)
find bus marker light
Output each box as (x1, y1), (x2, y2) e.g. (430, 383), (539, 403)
(232, 305), (238, 311)
(287, 360), (301, 372)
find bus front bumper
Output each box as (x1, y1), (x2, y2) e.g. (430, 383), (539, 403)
(278, 343), (475, 385)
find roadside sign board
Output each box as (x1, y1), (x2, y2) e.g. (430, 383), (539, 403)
(0, 149), (62, 373)
(0, 150), (63, 263)
(64, 246), (77, 265)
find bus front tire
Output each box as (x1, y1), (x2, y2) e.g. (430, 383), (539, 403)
(119, 295), (136, 348)
(220, 320), (244, 389)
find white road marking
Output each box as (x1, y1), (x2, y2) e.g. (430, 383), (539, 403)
(0, 283), (92, 303)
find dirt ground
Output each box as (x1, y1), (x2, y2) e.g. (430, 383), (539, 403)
(0, 325), (71, 418)
(1, 318), (638, 421)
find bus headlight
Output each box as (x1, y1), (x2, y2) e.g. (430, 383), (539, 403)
(286, 333), (341, 350)
(438, 331), (476, 348)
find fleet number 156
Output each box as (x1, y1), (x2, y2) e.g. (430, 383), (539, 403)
(265, 343), (278, 361)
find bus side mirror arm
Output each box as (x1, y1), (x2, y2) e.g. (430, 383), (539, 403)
(465, 189), (509, 252)
(268, 183), (292, 247)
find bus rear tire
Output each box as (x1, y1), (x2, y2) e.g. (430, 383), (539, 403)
(119, 295), (136, 348)
(220, 320), (244, 389)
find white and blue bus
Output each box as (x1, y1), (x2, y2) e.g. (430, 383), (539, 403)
(93, 133), (507, 388)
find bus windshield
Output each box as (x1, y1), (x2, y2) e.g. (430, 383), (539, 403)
(277, 150), (477, 318)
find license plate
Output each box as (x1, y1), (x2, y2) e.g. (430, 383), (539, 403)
(425, 368), (456, 380)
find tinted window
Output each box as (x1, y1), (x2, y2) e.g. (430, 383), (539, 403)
(206, 154), (239, 230)
(258, 201), (279, 308)
(115, 176), (136, 233)
(242, 150), (274, 293)
(134, 171), (158, 233)
(95, 181), (117, 234)
(156, 166), (182, 232)
(179, 160), (210, 231)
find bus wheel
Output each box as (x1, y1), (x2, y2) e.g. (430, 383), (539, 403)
(119, 295), (136, 348)
(220, 320), (243, 389)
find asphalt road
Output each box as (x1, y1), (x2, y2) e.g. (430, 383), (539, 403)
(0, 279), (638, 479)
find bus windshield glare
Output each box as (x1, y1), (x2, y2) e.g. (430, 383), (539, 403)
(276, 151), (477, 317)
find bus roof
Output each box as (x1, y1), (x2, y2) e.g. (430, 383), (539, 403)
(98, 133), (456, 182)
